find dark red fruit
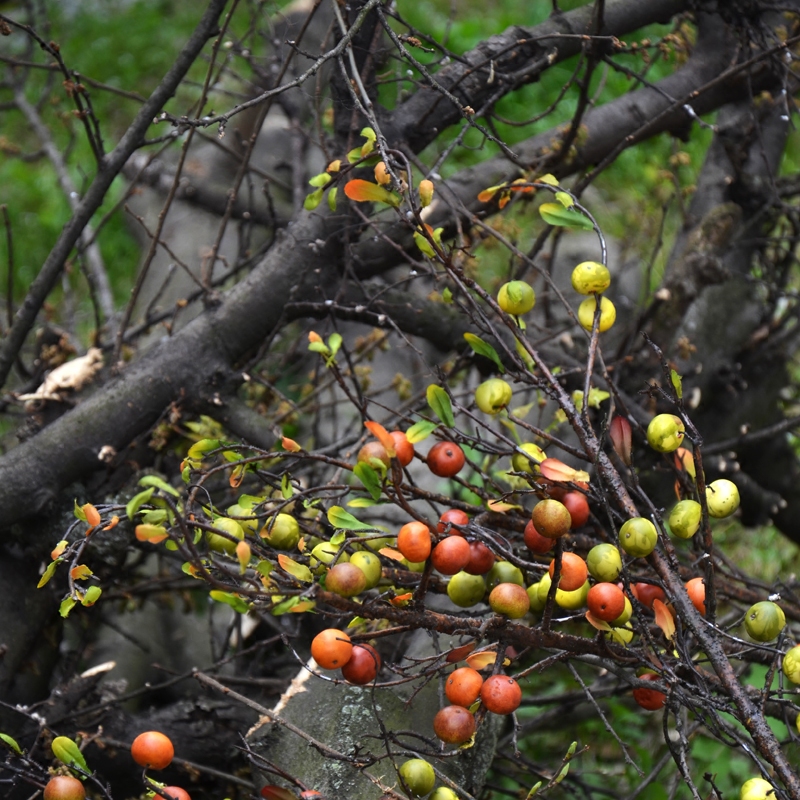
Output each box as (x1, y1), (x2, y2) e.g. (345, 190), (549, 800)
(633, 673), (666, 710)
(431, 536), (471, 575)
(433, 705), (476, 744)
(524, 520), (553, 554)
(427, 441), (466, 478)
(562, 491), (590, 528)
(632, 582), (666, 610)
(341, 643), (381, 685)
(464, 541), (495, 575)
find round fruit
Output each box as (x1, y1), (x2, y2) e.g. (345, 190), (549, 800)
(431, 536), (471, 575)
(207, 517), (245, 555)
(447, 571), (487, 607)
(341, 643), (381, 685)
(430, 789), (459, 800)
(349, 550), (382, 589)
(527, 581), (547, 612)
(740, 778), (775, 800)
(397, 521), (432, 562)
(465, 541), (495, 575)
(390, 430), (415, 467)
(782, 644), (800, 684)
(326, 562), (367, 598)
(612, 596), (633, 626)
(398, 759), (436, 797)
(562, 491), (590, 528)
(524, 520), (553, 554)
(511, 442), (546, 473)
(587, 582), (626, 621)
(357, 440), (390, 468)
(536, 573), (553, 606)
(619, 517), (658, 558)
(744, 601), (786, 642)
(475, 378), (513, 414)
(685, 577), (706, 615)
(531, 499), (572, 539)
(433, 705), (476, 744)
(633, 673), (666, 710)
(227, 501), (259, 535)
(43, 776), (86, 800)
(480, 674), (522, 714)
(498, 280), (535, 315)
(428, 441), (466, 478)
(311, 629), (353, 669)
(706, 479), (740, 518)
(154, 789), (192, 800)
(555, 579), (590, 610)
(586, 543), (622, 582)
(607, 623), (634, 645)
(571, 260), (611, 294)
(445, 667), (484, 707)
(260, 513), (301, 550)
(668, 500), (702, 539)
(631, 582), (665, 610)
(548, 552), (588, 592)
(646, 414), (685, 453)
(577, 296), (616, 332)
(489, 583), (530, 618)
(131, 730), (175, 770)
(487, 560), (524, 590)
(310, 541), (349, 571)
(437, 508), (469, 534)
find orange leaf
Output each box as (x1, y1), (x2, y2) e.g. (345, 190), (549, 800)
(82, 503), (101, 527)
(51, 540), (68, 560)
(308, 331), (323, 344)
(364, 421), (395, 457)
(343, 179), (400, 207)
(446, 642), (477, 663)
(390, 592), (413, 606)
(282, 436), (302, 452)
(466, 650), (497, 670)
(584, 610), (612, 631)
(539, 458), (590, 485)
(290, 600), (316, 613)
(379, 546), (405, 562)
(102, 515), (119, 531)
(477, 185), (502, 203)
(70, 564), (93, 581)
(135, 524), (169, 544)
(277, 554), (313, 582)
(653, 598), (676, 641)
(236, 540), (251, 574)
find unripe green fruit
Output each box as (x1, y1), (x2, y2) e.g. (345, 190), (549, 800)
(607, 623), (634, 645)
(447, 571), (486, 607)
(404, 558), (427, 573)
(577, 296), (616, 332)
(586, 543), (622, 582)
(555, 579), (590, 610)
(227, 502), (259, 535)
(537, 572), (552, 605)
(619, 517), (658, 558)
(497, 280), (535, 315)
(486, 560), (524, 591)
(744, 601), (785, 642)
(349, 551), (382, 589)
(740, 777), (776, 800)
(430, 789), (459, 800)
(571, 261), (611, 294)
(310, 541), (349, 573)
(207, 517), (245, 554)
(527, 580), (547, 612)
(706, 479), (740, 518)
(260, 513), (300, 550)
(489, 582), (530, 618)
(668, 500), (702, 539)
(399, 759), (436, 796)
(646, 414), (685, 453)
(782, 644), (800, 684)
(612, 596), (633, 626)
(363, 535), (394, 552)
(512, 442), (546, 473)
(475, 378), (513, 415)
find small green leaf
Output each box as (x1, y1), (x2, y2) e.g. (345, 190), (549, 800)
(526, 781), (543, 799)
(81, 586), (102, 606)
(413, 230), (437, 257)
(670, 368), (683, 399)
(126, 487), (155, 520)
(463, 332), (505, 373)
(328, 333), (343, 358)
(328, 186), (338, 211)
(52, 736), (90, 775)
(406, 419), (437, 443)
(187, 438), (221, 461)
(539, 202), (594, 230)
(566, 741), (577, 759)
(209, 590), (250, 614)
(256, 560), (274, 578)
(0, 733), (22, 754)
(347, 497), (379, 507)
(426, 384), (455, 428)
(555, 763), (569, 783)
(347, 146), (363, 164)
(37, 560), (60, 589)
(59, 597), (77, 618)
(586, 387), (610, 408)
(309, 172), (332, 188)
(304, 187), (324, 211)
(442, 287), (453, 304)
(73, 500), (87, 522)
(330, 530), (347, 547)
(327, 506), (377, 531)
(281, 473), (293, 499)
(354, 462), (383, 501)
(554, 190), (574, 208)
(141, 509), (168, 525)
(308, 340), (332, 357)
(538, 173), (559, 186)
(271, 596), (300, 616)
(138, 474), (180, 497)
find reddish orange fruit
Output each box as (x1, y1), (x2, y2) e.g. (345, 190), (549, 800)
(480, 674), (522, 715)
(632, 582), (666, 610)
(390, 431), (415, 467)
(154, 789), (192, 800)
(587, 582), (626, 621)
(311, 629), (353, 669)
(397, 521), (432, 562)
(548, 552), (588, 592)
(633, 673), (666, 710)
(131, 730), (175, 770)
(43, 776), (86, 800)
(524, 520), (553, 554)
(341, 643), (381, 685)
(445, 667), (484, 707)
(431, 535), (471, 575)
(437, 508), (469, 534)
(427, 441), (466, 477)
(562, 491), (590, 528)
(433, 705), (476, 744)
(685, 577), (706, 615)
(464, 541), (495, 575)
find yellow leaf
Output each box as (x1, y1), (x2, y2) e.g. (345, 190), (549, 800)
(277, 554), (313, 582)
(70, 564), (93, 581)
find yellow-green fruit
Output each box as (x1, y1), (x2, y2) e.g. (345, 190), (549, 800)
(607, 623), (634, 645)
(744, 601), (786, 642)
(399, 759), (436, 797)
(647, 414), (685, 453)
(527, 581), (547, 612)
(497, 280), (535, 315)
(512, 442), (546, 473)
(475, 378), (513, 415)
(577, 296), (616, 332)
(207, 517), (245, 554)
(571, 261), (611, 295)
(350, 550), (382, 589)
(404, 559), (427, 573)
(740, 778), (776, 800)
(556, 579), (590, 610)
(619, 517), (658, 558)
(430, 789), (459, 800)
(782, 644), (800, 684)
(447, 571), (486, 608)
(260, 513), (300, 550)
(487, 560), (524, 591)
(668, 500), (702, 539)
(587, 543), (622, 582)
(364, 535), (394, 552)
(227, 503), (259, 535)
(612, 596), (633, 626)
(537, 572), (553, 605)
(706, 479), (740, 518)
(310, 541), (349, 572)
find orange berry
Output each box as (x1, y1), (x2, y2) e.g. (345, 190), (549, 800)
(397, 521), (432, 562)
(445, 667), (484, 707)
(311, 628), (353, 669)
(131, 730), (174, 770)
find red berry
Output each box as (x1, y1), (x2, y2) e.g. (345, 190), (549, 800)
(480, 674), (522, 715)
(427, 441), (466, 478)
(131, 730), (174, 770)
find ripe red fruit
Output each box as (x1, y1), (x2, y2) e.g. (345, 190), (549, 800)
(437, 508), (469, 534)
(548, 552), (588, 592)
(43, 776), (86, 800)
(390, 431), (415, 467)
(131, 730), (175, 770)
(531, 499), (572, 539)
(480, 674), (522, 715)
(685, 577), (706, 615)
(427, 441), (466, 478)
(311, 629), (353, 669)
(431, 535), (471, 575)
(433, 705), (476, 744)
(341, 643), (381, 685)
(632, 673), (666, 711)
(397, 521), (432, 562)
(632, 582), (666, 610)
(445, 667), (484, 707)
(586, 582), (626, 621)
(524, 520), (553, 554)
(562, 491), (590, 528)
(464, 541), (495, 575)
(154, 789), (192, 800)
